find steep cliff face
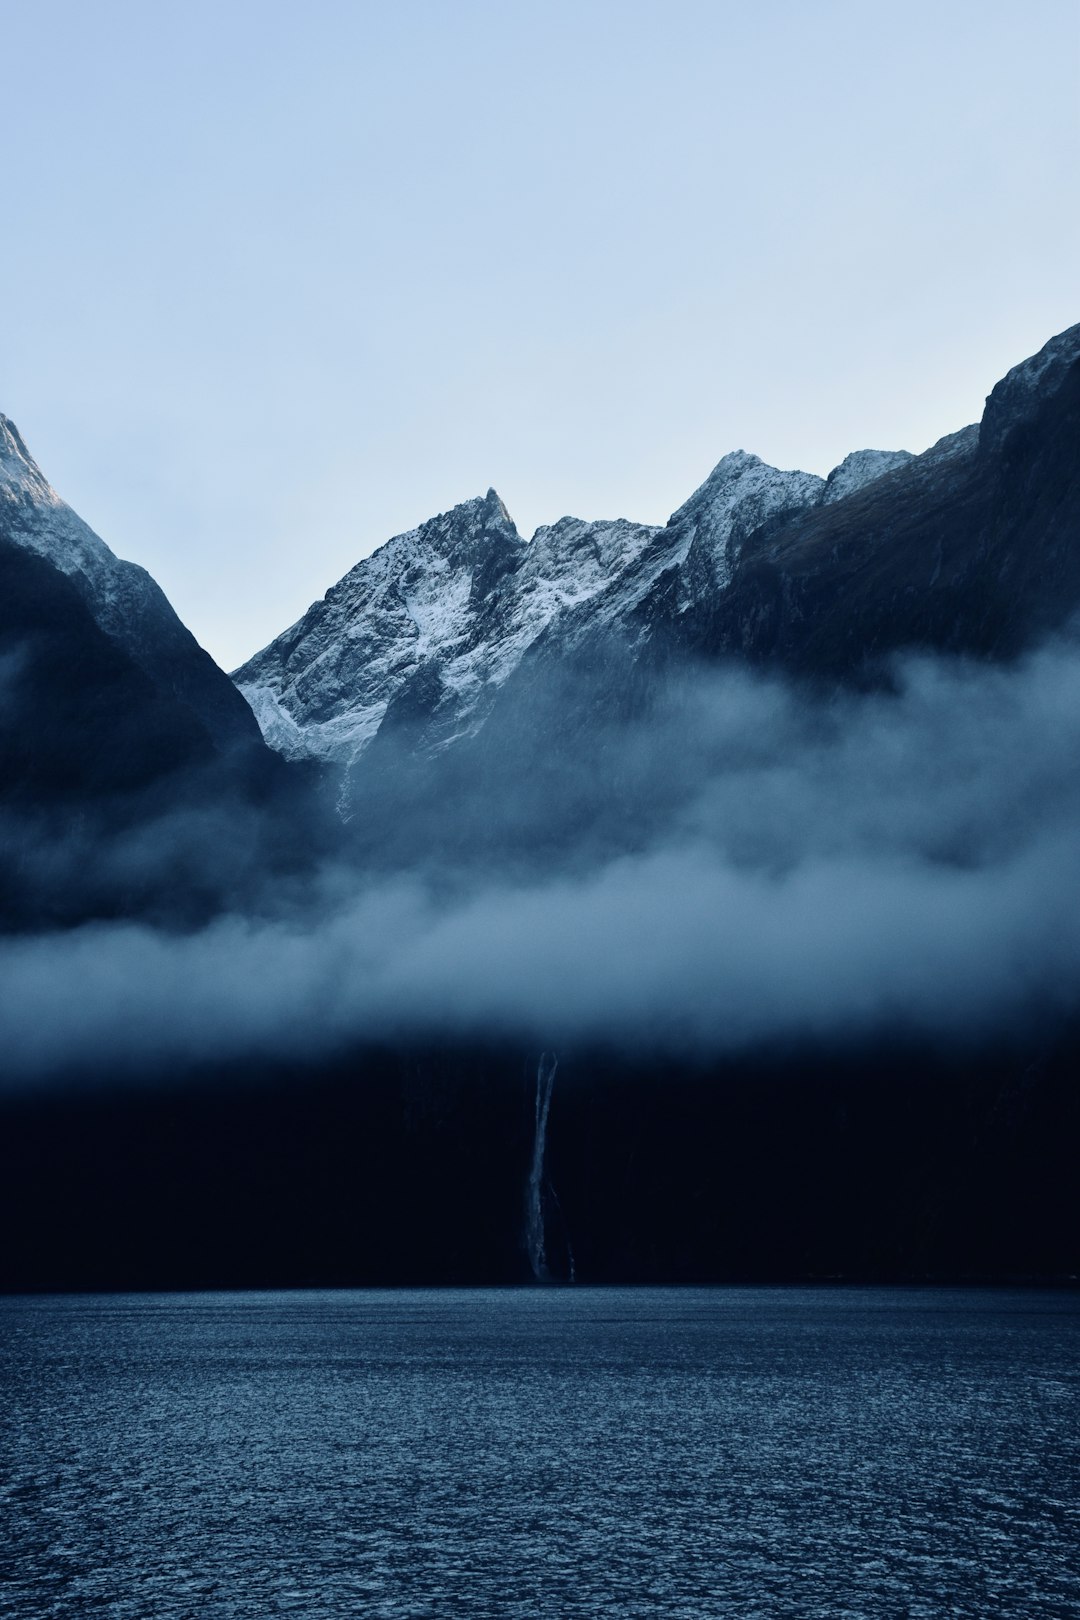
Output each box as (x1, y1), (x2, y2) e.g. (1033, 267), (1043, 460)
(0, 415), (264, 756)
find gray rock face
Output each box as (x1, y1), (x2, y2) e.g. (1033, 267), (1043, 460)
(235, 443), (917, 768)
(233, 489), (662, 764)
(0, 415), (263, 755)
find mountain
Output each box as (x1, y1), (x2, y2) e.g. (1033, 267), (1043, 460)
(235, 324), (1080, 781)
(0, 418), (307, 929)
(233, 487), (662, 763)
(5, 324), (1075, 891)
(668, 323), (1080, 677)
(0, 414), (264, 756)
(231, 451), (904, 769)
(3, 329), (1079, 1289)
(0, 533), (217, 806)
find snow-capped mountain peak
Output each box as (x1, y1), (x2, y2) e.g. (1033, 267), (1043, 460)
(395, 486), (521, 563)
(234, 490), (527, 762)
(1, 414), (59, 509)
(669, 451), (827, 598)
(3, 416), (147, 595)
(233, 486), (669, 764)
(234, 438), (929, 769)
(237, 322), (1080, 778)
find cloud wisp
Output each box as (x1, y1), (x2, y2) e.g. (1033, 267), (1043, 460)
(4, 639), (1080, 1085)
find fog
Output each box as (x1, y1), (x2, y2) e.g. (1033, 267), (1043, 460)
(4, 638), (1080, 1085)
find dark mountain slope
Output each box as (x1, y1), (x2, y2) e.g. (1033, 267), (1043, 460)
(670, 328), (1080, 677)
(0, 414), (265, 756)
(0, 534), (324, 930)
(0, 537), (216, 805)
(0, 417), (324, 929)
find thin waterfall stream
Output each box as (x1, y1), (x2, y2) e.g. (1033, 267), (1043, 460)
(525, 1052), (558, 1280)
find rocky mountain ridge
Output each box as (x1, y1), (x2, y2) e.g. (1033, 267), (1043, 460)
(235, 323), (1080, 780)
(233, 441), (917, 768)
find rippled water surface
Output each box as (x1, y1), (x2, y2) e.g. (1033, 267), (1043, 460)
(2, 1288), (1078, 1618)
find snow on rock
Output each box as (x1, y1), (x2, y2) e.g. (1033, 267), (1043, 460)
(13, 325), (1080, 774)
(0, 411), (208, 657)
(1, 416), (56, 505)
(0, 412), (150, 632)
(822, 448), (913, 503)
(233, 449), (908, 766)
(670, 451), (826, 604)
(481, 516), (660, 676)
(233, 489), (528, 765)
(234, 488), (665, 764)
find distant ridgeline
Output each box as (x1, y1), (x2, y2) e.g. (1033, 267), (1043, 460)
(1, 325), (1078, 1288)
(233, 324), (1080, 779)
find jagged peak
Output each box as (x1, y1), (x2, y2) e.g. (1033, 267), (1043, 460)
(713, 448), (762, 468)
(524, 514), (660, 583)
(529, 513), (651, 542)
(326, 489), (523, 592)
(531, 514), (585, 540)
(697, 449), (764, 483)
(0, 413), (32, 462)
(670, 449), (824, 530)
(414, 487), (522, 555)
(0, 413), (56, 504)
(482, 486), (514, 524)
(435, 485), (515, 526)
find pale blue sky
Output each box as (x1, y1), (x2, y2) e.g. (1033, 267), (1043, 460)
(2, 0), (1077, 667)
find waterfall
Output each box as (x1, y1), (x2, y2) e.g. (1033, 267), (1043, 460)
(525, 1052), (558, 1281)
(334, 761), (355, 824)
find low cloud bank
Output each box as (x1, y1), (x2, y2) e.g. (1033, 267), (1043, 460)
(4, 640), (1080, 1084)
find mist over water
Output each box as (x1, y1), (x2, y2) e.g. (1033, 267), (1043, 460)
(4, 638), (1080, 1084)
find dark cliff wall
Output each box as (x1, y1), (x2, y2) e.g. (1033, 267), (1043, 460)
(1, 1029), (1076, 1291)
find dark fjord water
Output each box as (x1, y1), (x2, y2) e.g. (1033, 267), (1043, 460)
(1, 1289), (1077, 1619)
